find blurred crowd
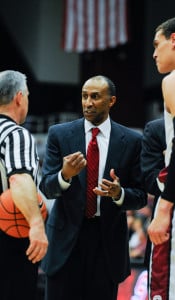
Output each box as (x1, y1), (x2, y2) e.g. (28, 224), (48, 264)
(117, 194), (153, 300)
(127, 194), (153, 260)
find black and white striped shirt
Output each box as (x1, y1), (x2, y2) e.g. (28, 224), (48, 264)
(0, 115), (39, 193)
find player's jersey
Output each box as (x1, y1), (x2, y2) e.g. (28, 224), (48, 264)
(149, 108), (175, 300)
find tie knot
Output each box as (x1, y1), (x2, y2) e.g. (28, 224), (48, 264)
(92, 127), (100, 138)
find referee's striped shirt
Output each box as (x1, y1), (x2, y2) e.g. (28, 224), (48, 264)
(0, 115), (39, 194)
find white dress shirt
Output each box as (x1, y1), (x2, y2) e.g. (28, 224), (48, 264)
(58, 117), (124, 214)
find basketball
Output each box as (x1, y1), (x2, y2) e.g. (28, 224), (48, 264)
(0, 189), (48, 238)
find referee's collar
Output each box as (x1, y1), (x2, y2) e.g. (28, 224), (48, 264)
(0, 114), (16, 123)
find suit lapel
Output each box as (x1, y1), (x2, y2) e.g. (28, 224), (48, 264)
(68, 119), (86, 189)
(69, 120), (86, 155)
(103, 121), (127, 178)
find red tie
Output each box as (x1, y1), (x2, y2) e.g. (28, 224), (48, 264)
(86, 127), (100, 218)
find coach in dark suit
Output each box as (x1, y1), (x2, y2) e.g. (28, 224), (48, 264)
(39, 75), (147, 300)
(140, 117), (166, 268)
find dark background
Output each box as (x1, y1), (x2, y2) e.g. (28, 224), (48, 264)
(0, 0), (174, 130)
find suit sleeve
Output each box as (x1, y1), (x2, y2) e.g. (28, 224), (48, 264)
(140, 120), (165, 197)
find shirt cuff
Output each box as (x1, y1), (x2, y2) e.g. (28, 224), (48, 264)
(58, 171), (71, 190)
(112, 188), (124, 206)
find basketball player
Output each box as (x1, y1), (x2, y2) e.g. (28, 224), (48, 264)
(0, 70), (48, 300)
(147, 18), (175, 299)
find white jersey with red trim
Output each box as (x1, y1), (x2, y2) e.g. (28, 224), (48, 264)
(149, 107), (175, 300)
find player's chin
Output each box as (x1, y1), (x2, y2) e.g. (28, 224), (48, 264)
(157, 66), (172, 74)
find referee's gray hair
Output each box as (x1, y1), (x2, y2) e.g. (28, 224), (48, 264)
(0, 70), (27, 105)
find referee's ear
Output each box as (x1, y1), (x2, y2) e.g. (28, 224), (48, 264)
(14, 91), (23, 106)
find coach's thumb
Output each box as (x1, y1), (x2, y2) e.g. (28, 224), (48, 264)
(110, 168), (118, 181)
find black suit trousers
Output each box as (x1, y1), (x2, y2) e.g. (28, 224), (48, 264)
(45, 217), (118, 300)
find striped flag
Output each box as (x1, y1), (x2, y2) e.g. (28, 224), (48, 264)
(62, 0), (129, 53)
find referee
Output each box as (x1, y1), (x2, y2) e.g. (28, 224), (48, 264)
(0, 70), (48, 300)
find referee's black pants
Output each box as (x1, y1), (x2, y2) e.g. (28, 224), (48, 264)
(0, 231), (39, 300)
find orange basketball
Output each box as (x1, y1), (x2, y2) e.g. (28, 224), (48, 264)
(0, 189), (48, 238)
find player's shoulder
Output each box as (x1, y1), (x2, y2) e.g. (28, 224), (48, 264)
(162, 70), (175, 86)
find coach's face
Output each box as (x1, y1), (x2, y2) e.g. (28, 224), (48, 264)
(82, 78), (116, 126)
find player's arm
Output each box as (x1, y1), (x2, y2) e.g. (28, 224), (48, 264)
(161, 73), (175, 203)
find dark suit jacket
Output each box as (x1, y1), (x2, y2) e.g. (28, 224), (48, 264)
(141, 117), (166, 197)
(40, 118), (147, 283)
(140, 117), (166, 268)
